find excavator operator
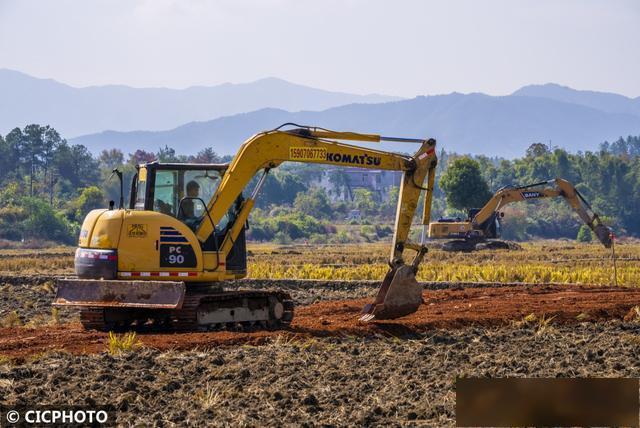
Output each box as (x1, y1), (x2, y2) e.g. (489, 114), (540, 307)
(177, 180), (203, 231)
(181, 180), (200, 218)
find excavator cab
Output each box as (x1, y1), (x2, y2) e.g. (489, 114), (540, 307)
(131, 162), (224, 228)
(130, 162), (248, 273)
(467, 209), (501, 239)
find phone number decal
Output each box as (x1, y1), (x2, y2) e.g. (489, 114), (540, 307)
(289, 147), (327, 161)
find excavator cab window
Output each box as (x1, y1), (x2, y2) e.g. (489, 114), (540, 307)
(150, 168), (223, 220)
(153, 170), (178, 216)
(138, 163), (229, 231)
(180, 170), (220, 218)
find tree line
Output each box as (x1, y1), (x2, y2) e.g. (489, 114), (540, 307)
(0, 125), (234, 243)
(1, 124), (638, 245)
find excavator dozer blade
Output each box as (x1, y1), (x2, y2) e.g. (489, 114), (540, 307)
(360, 265), (423, 321)
(54, 279), (186, 309)
(593, 224), (613, 248)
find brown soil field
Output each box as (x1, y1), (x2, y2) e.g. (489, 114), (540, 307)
(3, 274), (640, 425)
(2, 323), (640, 426)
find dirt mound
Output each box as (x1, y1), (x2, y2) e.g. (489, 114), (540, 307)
(1, 284), (640, 358)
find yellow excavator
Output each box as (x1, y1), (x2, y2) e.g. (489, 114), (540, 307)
(54, 124), (438, 330)
(428, 178), (612, 252)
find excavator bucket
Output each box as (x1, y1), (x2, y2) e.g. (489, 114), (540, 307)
(360, 265), (424, 321)
(54, 279), (186, 309)
(593, 224), (613, 248)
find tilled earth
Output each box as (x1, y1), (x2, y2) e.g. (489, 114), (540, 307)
(3, 323), (640, 426)
(2, 275), (640, 425)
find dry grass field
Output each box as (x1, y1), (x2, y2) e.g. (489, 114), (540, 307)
(249, 241), (639, 285)
(1, 240), (637, 285)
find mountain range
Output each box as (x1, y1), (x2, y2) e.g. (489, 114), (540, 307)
(72, 85), (640, 158)
(0, 69), (399, 137)
(2, 69), (639, 158)
(513, 84), (640, 117)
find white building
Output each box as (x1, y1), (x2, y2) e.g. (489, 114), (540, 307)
(314, 167), (401, 201)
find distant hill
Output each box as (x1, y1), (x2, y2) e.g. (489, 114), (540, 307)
(0, 69), (401, 137)
(5, 69), (639, 158)
(513, 83), (640, 117)
(72, 92), (640, 158)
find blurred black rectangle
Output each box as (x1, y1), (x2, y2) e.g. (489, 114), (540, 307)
(456, 378), (638, 427)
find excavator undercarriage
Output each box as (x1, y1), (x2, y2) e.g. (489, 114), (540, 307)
(68, 285), (294, 331)
(56, 279), (294, 331)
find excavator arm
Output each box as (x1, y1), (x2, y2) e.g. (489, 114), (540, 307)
(197, 125), (438, 264)
(197, 124), (438, 319)
(471, 178), (612, 247)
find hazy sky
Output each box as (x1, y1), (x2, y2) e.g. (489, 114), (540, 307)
(0, 0), (638, 97)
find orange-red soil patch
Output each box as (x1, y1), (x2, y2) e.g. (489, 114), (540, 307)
(1, 285), (638, 358)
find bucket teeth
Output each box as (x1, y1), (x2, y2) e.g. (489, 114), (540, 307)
(358, 313), (376, 322)
(360, 265), (423, 322)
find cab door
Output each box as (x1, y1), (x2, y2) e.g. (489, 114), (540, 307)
(118, 168), (202, 274)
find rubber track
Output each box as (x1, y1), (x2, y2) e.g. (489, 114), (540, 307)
(79, 289), (294, 332)
(79, 308), (108, 330)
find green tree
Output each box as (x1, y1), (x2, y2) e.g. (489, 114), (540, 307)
(193, 147), (221, 163)
(353, 188), (376, 216)
(294, 188), (332, 219)
(53, 142), (100, 188)
(380, 186), (399, 218)
(99, 148), (125, 169)
(328, 170), (352, 200)
(254, 172), (307, 208)
(22, 124), (45, 196)
(157, 145), (179, 162)
(0, 205), (26, 240)
(279, 174), (307, 204)
(576, 225), (593, 243)
(526, 143), (551, 158)
(0, 134), (14, 182)
(37, 127), (64, 204)
(72, 186), (106, 221)
(440, 157), (492, 211)
(553, 149), (576, 182)
(274, 230), (292, 244)
(128, 149), (156, 165)
(20, 197), (74, 243)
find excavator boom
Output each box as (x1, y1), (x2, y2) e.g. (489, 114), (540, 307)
(194, 124), (438, 320)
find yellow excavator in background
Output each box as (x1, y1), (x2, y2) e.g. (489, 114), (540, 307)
(54, 124), (437, 330)
(428, 178), (612, 252)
